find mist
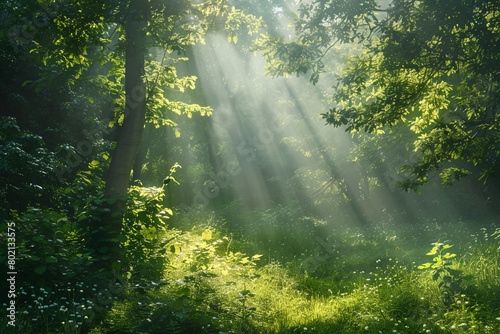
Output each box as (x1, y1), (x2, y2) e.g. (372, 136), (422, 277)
(2, 1), (499, 332)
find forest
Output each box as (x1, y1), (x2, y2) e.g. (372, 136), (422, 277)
(1, 0), (499, 333)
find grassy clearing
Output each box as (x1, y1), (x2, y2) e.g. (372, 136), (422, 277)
(84, 215), (500, 334)
(3, 207), (499, 334)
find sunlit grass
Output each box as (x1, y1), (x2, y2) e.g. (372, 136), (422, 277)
(6, 207), (497, 333)
(83, 212), (500, 334)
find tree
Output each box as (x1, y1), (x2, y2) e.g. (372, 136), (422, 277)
(104, 0), (148, 221)
(2, 0), (261, 268)
(256, 0), (500, 191)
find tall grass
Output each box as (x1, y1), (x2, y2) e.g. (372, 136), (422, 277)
(5, 209), (498, 333)
(87, 214), (499, 334)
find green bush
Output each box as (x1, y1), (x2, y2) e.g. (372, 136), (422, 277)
(0, 117), (62, 218)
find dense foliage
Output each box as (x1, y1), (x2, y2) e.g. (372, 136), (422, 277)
(256, 0), (500, 190)
(1, 1), (499, 333)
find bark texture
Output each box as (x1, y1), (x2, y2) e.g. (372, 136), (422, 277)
(94, 1), (148, 269)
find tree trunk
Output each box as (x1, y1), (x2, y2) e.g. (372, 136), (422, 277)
(132, 122), (154, 182)
(93, 2), (148, 269)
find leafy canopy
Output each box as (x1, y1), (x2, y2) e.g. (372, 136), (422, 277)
(256, 0), (500, 190)
(2, 0), (262, 134)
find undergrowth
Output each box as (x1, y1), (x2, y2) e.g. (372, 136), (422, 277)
(3, 200), (499, 333)
(86, 213), (499, 334)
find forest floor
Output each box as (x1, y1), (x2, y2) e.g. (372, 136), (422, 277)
(6, 211), (500, 334)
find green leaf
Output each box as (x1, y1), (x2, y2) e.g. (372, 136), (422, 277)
(426, 246), (438, 255)
(431, 261), (442, 268)
(418, 262), (432, 269)
(201, 230), (212, 240)
(251, 254), (263, 261)
(170, 244), (181, 254)
(45, 256), (58, 263)
(161, 208), (173, 216)
(443, 252), (456, 259)
(240, 289), (252, 296)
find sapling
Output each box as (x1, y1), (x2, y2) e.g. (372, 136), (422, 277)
(235, 289), (256, 333)
(418, 242), (462, 305)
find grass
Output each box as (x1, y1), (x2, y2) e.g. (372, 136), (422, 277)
(87, 215), (499, 334)
(3, 212), (499, 333)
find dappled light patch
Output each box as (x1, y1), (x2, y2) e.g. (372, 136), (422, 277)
(85, 212), (499, 334)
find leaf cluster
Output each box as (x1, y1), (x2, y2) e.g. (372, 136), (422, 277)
(121, 185), (173, 281)
(258, 0), (500, 190)
(418, 242), (462, 304)
(0, 117), (70, 218)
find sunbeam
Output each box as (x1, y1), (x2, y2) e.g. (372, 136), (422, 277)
(3, 0), (499, 332)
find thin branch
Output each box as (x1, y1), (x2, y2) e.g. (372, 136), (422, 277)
(317, 39), (339, 64)
(145, 48), (169, 106)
